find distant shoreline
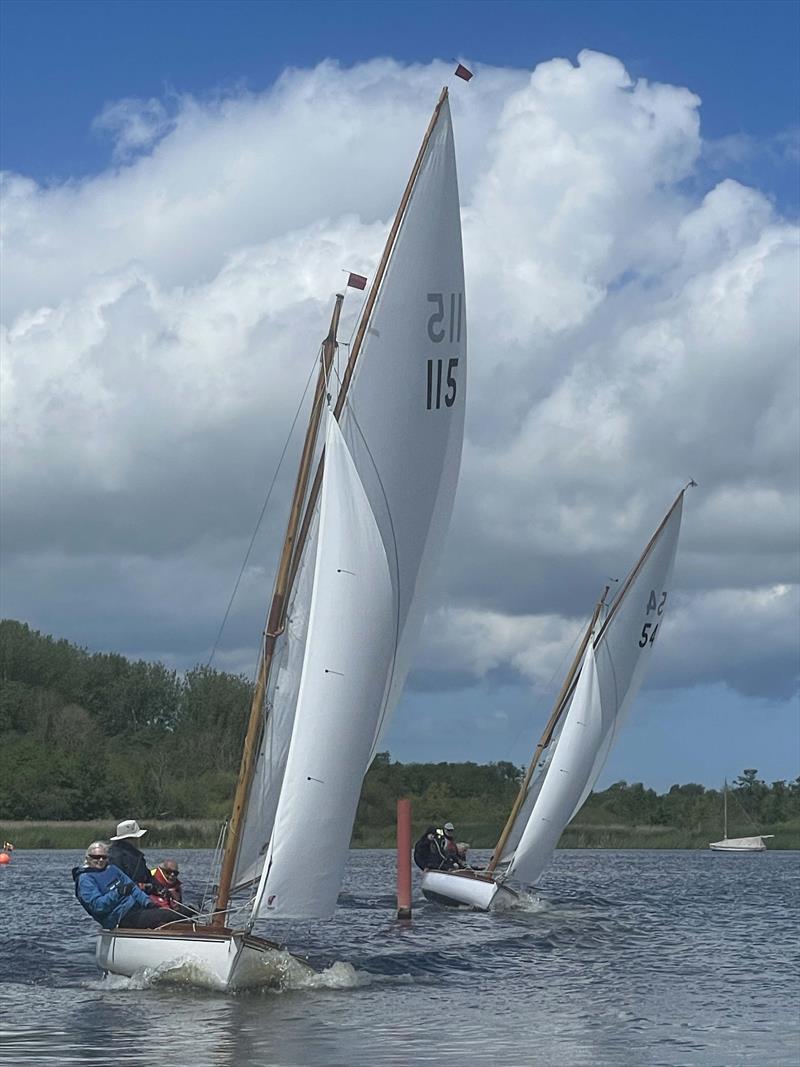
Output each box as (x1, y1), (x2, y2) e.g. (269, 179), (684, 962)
(2, 819), (797, 851)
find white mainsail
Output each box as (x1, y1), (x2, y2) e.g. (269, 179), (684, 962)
(499, 490), (686, 881)
(230, 94), (466, 909)
(340, 94), (466, 753)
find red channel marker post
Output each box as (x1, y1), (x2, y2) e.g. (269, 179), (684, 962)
(396, 798), (412, 919)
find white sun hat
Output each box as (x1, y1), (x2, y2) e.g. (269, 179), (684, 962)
(110, 819), (148, 840)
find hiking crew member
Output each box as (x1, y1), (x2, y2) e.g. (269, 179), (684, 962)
(151, 860), (184, 907)
(72, 842), (179, 930)
(413, 824), (466, 871)
(442, 822), (467, 868)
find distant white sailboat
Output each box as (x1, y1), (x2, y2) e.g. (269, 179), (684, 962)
(422, 484), (692, 910)
(709, 781), (774, 852)
(95, 84), (467, 986)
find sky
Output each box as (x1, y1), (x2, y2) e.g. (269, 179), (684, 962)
(1, 0), (798, 793)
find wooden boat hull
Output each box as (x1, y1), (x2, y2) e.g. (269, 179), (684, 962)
(96, 924), (313, 989)
(709, 836), (771, 852)
(420, 869), (518, 911)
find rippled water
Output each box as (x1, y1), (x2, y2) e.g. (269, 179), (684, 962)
(1, 847), (798, 1066)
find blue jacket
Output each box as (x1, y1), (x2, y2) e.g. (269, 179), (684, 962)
(72, 862), (153, 929)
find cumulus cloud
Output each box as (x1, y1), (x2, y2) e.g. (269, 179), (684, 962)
(1, 51), (798, 733)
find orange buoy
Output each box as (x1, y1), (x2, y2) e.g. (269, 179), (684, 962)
(0, 852), (10, 864)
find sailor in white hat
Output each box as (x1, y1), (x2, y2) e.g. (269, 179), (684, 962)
(108, 819), (157, 891)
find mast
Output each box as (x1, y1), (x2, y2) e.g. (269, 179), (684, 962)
(287, 87), (451, 592)
(723, 779), (728, 840)
(487, 586), (610, 875)
(213, 293), (343, 922)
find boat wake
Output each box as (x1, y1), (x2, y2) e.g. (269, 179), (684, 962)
(499, 888), (546, 913)
(91, 955), (375, 994)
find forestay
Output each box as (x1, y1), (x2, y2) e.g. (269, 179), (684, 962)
(499, 491), (686, 879)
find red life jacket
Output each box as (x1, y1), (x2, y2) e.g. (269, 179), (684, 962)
(150, 866), (183, 906)
(443, 834), (459, 857)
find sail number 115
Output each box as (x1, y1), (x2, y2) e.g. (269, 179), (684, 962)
(426, 292), (463, 410)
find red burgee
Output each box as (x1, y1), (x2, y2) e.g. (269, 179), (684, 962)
(347, 272), (368, 290)
(454, 64), (473, 81)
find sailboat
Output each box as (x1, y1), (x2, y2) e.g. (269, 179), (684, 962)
(422, 484), (693, 910)
(709, 781), (774, 851)
(95, 84), (467, 987)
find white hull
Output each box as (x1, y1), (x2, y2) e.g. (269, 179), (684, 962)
(709, 835), (772, 852)
(420, 869), (518, 911)
(96, 925), (313, 989)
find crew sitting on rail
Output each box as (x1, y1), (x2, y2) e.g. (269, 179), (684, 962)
(72, 841), (182, 930)
(413, 824), (468, 871)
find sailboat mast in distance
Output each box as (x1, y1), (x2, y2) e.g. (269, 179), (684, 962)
(422, 482), (692, 908)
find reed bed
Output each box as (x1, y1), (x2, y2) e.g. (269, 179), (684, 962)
(0, 819), (221, 850)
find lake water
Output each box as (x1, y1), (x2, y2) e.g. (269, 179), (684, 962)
(1, 847), (798, 1066)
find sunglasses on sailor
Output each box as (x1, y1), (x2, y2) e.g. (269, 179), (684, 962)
(88, 854), (108, 862)
(163, 868), (179, 877)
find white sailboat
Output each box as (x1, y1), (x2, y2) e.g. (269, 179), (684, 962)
(709, 781), (774, 851)
(422, 484), (692, 910)
(96, 84), (467, 987)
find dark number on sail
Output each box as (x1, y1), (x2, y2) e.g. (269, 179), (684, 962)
(646, 589), (667, 616)
(639, 589), (667, 647)
(426, 358), (459, 410)
(638, 622), (659, 648)
(427, 292), (464, 343)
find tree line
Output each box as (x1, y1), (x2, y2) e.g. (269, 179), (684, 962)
(1, 620), (798, 847)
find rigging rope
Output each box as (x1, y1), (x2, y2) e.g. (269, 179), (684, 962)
(206, 344), (325, 672)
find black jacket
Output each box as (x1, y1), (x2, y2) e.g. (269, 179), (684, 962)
(413, 827), (454, 871)
(108, 839), (155, 889)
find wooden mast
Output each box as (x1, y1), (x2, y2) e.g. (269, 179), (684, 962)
(213, 293), (343, 922)
(486, 586), (610, 875)
(213, 87), (451, 922)
(287, 86), (450, 592)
